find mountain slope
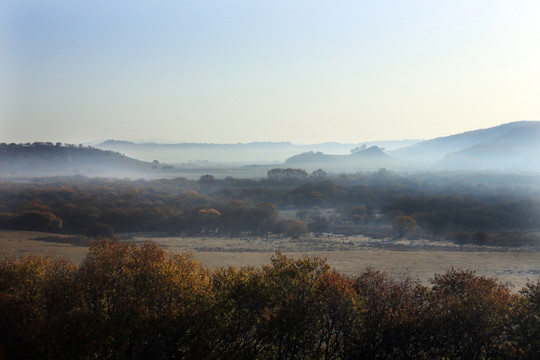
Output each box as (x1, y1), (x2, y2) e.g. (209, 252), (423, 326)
(0, 143), (153, 177)
(388, 121), (539, 164)
(438, 122), (540, 171)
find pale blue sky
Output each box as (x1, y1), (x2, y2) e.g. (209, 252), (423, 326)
(1, 0), (539, 144)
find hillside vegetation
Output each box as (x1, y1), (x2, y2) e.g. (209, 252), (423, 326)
(0, 142), (153, 177)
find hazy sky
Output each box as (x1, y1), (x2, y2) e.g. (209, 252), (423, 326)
(1, 1), (539, 144)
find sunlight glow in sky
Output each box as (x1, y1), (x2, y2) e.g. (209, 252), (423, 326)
(1, 0), (539, 144)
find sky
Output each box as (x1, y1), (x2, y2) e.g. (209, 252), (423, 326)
(1, 0), (539, 144)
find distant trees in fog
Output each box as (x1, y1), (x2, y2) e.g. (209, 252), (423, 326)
(0, 173), (538, 244)
(267, 168), (308, 184)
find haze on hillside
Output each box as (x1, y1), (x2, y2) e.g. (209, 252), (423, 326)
(1, 121), (539, 179)
(2, 1), (540, 145)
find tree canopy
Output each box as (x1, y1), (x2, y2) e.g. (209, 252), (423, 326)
(1, 239), (538, 359)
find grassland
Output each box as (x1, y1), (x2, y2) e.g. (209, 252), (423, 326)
(1, 230), (538, 290)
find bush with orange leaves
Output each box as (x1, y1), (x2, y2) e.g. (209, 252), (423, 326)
(1, 239), (539, 359)
(0, 239), (213, 359)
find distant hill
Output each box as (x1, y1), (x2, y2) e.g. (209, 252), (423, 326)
(437, 122), (540, 171)
(0, 142), (153, 177)
(3, 121), (537, 178)
(388, 121), (540, 169)
(95, 140), (420, 164)
(285, 146), (407, 171)
(283, 121), (540, 173)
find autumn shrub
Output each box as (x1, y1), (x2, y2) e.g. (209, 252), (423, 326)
(211, 265), (271, 358)
(426, 269), (520, 359)
(76, 239), (214, 359)
(212, 253), (358, 359)
(1, 240), (538, 359)
(350, 269), (430, 359)
(0, 240), (214, 360)
(515, 279), (540, 358)
(260, 253), (357, 359)
(0, 255), (78, 359)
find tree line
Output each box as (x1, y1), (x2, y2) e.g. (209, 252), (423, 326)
(0, 174), (538, 245)
(1, 239), (539, 359)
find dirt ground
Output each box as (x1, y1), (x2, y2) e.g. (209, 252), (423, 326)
(1, 230), (539, 290)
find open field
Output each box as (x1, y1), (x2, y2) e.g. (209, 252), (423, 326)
(0, 231), (89, 264)
(1, 230), (539, 290)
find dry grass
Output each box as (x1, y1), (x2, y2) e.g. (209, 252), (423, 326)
(0, 230), (88, 264)
(1, 230), (539, 290)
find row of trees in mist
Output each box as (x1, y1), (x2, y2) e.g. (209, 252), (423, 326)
(1, 239), (539, 359)
(0, 175), (538, 243)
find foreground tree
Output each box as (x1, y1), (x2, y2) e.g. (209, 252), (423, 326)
(77, 239), (214, 359)
(0, 256), (78, 359)
(2, 239), (538, 359)
(427, 269), (519, 359)
(350, 269), (430, 359)
(212, 253), (358, 359)
(515, 279), (540, 358)
(261, 253), (357, 359)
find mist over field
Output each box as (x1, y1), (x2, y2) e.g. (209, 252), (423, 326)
(94, 139), (420, 165)
(1, 121), (539, 251)
(2, 121), (539, 179)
